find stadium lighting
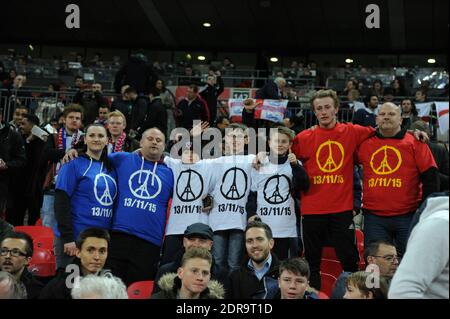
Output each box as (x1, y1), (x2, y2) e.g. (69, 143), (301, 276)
(203, 22), (211, 27)
(345, 58), (354, 64)
(186, 53), (192, 60)
(28, 45), (34, 51)
(427, 58), (436, 64)
(198, 55), (206, 61)
(270, 57), (279, 62)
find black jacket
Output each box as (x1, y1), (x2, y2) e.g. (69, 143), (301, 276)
(20, 268), (44, 299)
(73, 91), (109, 126)
(153, 249), (228, 295)
(114, 54), (156, 95)
(138, 97), (168, 137)
(0, 123), (26, 193)
(199, 77), (224, 120)
(428, 142), (449, 191)
(39, 258), (78, 299)
(228, 254), (280, 299)
(111, 97), (135, 131)
(175, 97), (209, 130)
(255, 81), (281, 100)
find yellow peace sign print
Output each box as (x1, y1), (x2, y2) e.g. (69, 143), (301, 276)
(316, 140), (345, 173)
(370, 145), (402, 175)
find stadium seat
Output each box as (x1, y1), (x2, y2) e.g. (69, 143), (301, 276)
(355, 229), (366, 269)
(321, 246), (338, 260)
(35, 218), (43, 226)
(320, 272), (337, 298)
(320, 258), (343, 278)
(33, 236), (54, 252)
(28, 248), (56, 277)
(15, 225), (54, 240)
(317, 291), (330, 299)
(127, 281), (154, 299)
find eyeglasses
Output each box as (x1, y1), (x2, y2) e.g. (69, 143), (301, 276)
(0, 248), (28, 257)
(372, 255), (401, 263)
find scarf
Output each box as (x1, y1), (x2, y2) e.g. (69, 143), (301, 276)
(109, 132), (126, 153)
(57, 127), (80, 150)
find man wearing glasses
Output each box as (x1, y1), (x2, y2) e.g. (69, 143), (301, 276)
(331, 240), (399, 299)
(0, 231), (44, 299)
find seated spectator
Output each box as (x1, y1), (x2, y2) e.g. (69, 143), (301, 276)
(400, 98), (419, 130)
(152, 247), (224, 299)
(391, 78), (406, 97)
(71, 272), (128, 299)
(342, 79), (358, 96)
(40, 228), (110, 299)
(343, 271), (389, 299)
(371, 79), (384, 98)
(352, 94), (378, 127)
(0, 271), (27, 299)
(94, 106), (110, 126)
(73, 82), (109, 126)
(331, 240), (399, 299)
(275, 258), (318, 299)
(0, 232), (44, 299)
(9, 106), (28, 131)
(154, 223), (227, 295)
(389, 194), (449, 299)
(415, 88), (428, 103)
(229, 221), (280, 299)
(255, 77), (286, 100)
(106, 110), (139, 154)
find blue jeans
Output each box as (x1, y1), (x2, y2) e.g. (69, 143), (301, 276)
(41, 191), (60, 236)
(363, 211), (414, 256)
(212, 229), (244, 275)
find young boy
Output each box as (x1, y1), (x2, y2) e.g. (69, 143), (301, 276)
(277, 258), (318, 299)
(248, 126), (309, 260)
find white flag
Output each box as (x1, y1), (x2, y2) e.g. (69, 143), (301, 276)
(415, 103), (432, 117)
(435, 102), (449, 135)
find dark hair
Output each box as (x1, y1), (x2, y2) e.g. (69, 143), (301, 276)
(124, 86), (137, 95)
(14, 105), (28, 111)
(279, 258), (310, 279)
(364, 94), (379, 106)
(245, 221), (273, 240)
(189, 84), (199, 93)
(1, 231), (34, 257)
(75, 75), (84, 81)
(63, 104), (84, 119)
(216, 115), (228, 125)
(75, 228), (110, 250)
(82, 124), (112, 172)
(364, 240), (395, 264)
(400, 98), (418, 116)
(23, 114), (40, 127)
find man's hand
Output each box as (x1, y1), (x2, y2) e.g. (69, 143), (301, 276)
(288, 150), (298, 166)
(412, 129), (429, 143)
(243, 98), (257, 111)
(253, 152), (267, 170)
(202, 195), (213, 213)
(190, 121), (210, 137)
(63, 242), (78, 256)
(62, 149), (79, 164)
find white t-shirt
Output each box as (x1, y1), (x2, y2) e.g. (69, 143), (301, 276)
(164, 157), (213, 235)
(251, 160), (297, 238)
(208, 154), (256, 232)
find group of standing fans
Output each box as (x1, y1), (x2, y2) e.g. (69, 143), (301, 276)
(0, 70), (448, 300)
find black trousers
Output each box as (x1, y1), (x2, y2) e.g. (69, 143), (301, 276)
(160, 234), (184, 266)
(273, 237), (295, 261)
(7, 193), (43, 226)
(106, 231), (161, 287)
(302, 211), (359, 290)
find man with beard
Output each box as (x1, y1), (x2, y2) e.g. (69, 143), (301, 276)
(229, 221), (280, 299)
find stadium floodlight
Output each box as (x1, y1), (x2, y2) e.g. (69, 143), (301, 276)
(203, 22), (211, 27)
(198, 56), (206, 61)
(427, 58), (436, 64)
(345, 58), (354, 64)
(270, 57), (279, 62)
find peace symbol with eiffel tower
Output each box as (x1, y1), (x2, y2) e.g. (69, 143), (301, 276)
(263, 174), (291, 205)
(370, 145), (402, 175)
(220, 167), (248, 200)
(316, 140), (345, 173)
(176, 169), (204, 202)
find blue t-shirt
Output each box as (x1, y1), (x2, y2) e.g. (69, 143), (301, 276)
(56, 156), (117, 241)
(109, 152), (174, 246)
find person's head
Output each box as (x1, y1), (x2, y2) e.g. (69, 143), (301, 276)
(310, 89), (340, 129)
(364, 94), (379, 110)
(268, 126), (295, 156)
(187, 84), (199, 101)
(140, 127), (166, 161)
(346, 80), (357, 91)
(123, 86), (138, 101)
(71, 273), (128, 299)
(97, 106), (110, 121)
(245, 221), (274, 265)
(372, 79), (383, 92)
(364, 240), (399, 278)
(20, 114), (40, 136)
(84, 124), (108, 156)
(400, 99), (418, 116)
(347, 89), (360, 102)
(107, 111), (127, 137)
(75, 228), (110, 275)
(75, 76), (84, 88)
(410, 120), (430, 136)
(415, 89), (427, 102)
(177, 247), (212, 298)
(274, 77), (287, 90)
(278, 258), (310, 299)
(12, 106), (28, 126)
(180, 140), (201, 164)
(376, 103), (402, 136)
(13, 75), (26, 88)
(9, 69), (17, 79)
(184, 66), (193, 76)
(63, 104), (84, 132)
(216, 116), (230, 130)
(0, 271), (27, 299)
(224, 123), (248, 155)
(91, 83), (102, 93)
(0, 232), (34, 279)
(155, 79), (165, 91)
(206, 75), (216, 86)
(343, 271), (389, 299)
(183, 223), (214, 251)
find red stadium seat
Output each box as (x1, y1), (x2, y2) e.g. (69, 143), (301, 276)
(127, 281), (154, 299)
(33, 236), (54, 252)
(28, 248), (56, 277)
(321, 246), (338, 260)
(320, 258), (343, 278)
(355, 229), (366, 269)
(320, 272), (337, 298)
(35, 219), (43, 226)
(317, 291), (330, 299)
(15, 226), (54, 240)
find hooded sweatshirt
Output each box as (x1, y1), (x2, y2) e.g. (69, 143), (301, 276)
(389, 194), (449, 299)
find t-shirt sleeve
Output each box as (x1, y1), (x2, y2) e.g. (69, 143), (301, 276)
(108, 152), (128, 166)
(414, 141), (438, 173)
(353, 124), (376, 146)
(55, 160), (78, 197)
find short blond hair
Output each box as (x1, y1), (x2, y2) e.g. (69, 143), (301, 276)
(108, 110), (127, 127)
(270, 125), (295, 142)
(310, 89), (340, 111)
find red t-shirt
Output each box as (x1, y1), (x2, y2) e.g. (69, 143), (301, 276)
(292, 123), (374, 215)
(357, 133), (437, 216)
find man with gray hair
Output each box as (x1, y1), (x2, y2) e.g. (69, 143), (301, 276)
(357, 102), (439, 256)
(0, 271), (27, 299)
(255, 77), (286, 100)
(71, 272), (128, 299)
